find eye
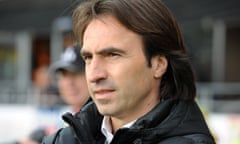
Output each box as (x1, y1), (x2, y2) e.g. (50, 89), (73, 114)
(105, 52), (120, 58)
(82, 54), (92, 62)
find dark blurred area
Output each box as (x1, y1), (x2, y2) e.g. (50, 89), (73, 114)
(0, 0), (75, 33)
(0, 0), (240, 143)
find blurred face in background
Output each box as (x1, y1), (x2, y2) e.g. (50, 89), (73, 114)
(57, 70), (89, 111)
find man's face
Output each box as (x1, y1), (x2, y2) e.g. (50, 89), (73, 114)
(58, 71), (89, 108)
(81, 15), (162, 120)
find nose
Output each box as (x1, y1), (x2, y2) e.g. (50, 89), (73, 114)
(86, 57), (107, 83)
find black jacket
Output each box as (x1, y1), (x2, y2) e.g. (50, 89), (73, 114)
(42, 99), (215, 144)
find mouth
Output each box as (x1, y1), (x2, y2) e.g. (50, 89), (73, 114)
(93, 89), (115, 100)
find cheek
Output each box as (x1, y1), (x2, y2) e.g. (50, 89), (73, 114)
(86, 80), (94, 97)
(115, 63), (148, 89)
(125, 63), (153, 91)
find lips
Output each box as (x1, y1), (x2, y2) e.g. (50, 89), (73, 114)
(93, 89), (115, 100)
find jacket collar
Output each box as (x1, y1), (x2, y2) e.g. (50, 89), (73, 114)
(130, 99), (211, 138)
(65, 99), (211, 142)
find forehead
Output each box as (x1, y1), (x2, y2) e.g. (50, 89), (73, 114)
(82, 15), (143, 52)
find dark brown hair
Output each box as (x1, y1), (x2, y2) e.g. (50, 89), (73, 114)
(72, 0), (196, 100)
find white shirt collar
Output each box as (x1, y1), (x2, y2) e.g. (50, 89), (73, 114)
(101, 116), (136, 144)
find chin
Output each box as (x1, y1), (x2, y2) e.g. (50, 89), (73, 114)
(99, 111), (113, 116)
(96, 104), (112, 115)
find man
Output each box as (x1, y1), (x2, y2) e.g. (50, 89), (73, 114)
(42, 0), (215, 143)
(50, 45), (90, 113)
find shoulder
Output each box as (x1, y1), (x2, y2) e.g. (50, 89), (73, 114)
(160, 134), (215, 144)
(74, 101), (102, 122)
(41, 102), (103, 144)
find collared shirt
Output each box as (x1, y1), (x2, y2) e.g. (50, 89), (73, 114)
(101, 116), (136, 144)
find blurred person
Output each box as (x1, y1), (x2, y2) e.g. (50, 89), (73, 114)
(30, 66), (51, 105)
(42, 0), (215, 144)
(50, 44), (90, 113)
(33, 66), (50, 91)
(18, 45), (90, 144)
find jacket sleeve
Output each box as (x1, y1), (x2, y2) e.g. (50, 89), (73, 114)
(41, 127), (77, 144)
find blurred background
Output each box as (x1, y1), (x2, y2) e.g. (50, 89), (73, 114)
(0, 0), (240, 143)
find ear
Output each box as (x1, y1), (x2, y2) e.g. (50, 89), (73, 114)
(151, 55), (168, 79)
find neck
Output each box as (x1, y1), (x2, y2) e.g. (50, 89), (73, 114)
(109, 117), (125, 134)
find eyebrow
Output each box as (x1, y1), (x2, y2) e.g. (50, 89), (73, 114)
(81, 47), (126, 56)
(98, 47), (126, 55)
